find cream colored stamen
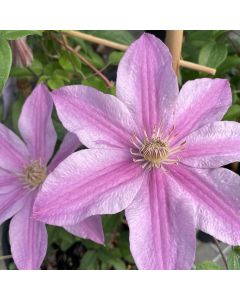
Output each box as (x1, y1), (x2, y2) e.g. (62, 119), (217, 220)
(22, 160), (47, 189)
(130, 125), (186, 170)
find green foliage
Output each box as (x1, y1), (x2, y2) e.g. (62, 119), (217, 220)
(227, 247), (240, 270)
(0, 39), (12, 94)
(199, 42), (227, 68)
(196, 261), (223, 270)
(108, 51), (124, 65)
(0, 30), (42, 40)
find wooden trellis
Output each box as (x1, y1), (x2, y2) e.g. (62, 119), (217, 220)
(63, 30), (216, 76)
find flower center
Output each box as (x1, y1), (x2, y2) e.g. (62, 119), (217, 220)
(22, 160), (47, 189)
(130, 124), (186, 171)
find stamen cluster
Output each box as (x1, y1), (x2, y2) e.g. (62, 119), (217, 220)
(130, 124), (186, 171)
(21, 160), (47, 189)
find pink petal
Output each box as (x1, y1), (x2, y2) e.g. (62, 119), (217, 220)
(126, 170), (196, 270)
(182, 121), (240, 168)
(0, 186), (27, 225)
(0, 168), (21, 193)
(33, 149), (144, 226)
(18, 83), (57, 163)
(52, 85), (137, 149)
(64, 216), (104, 245)
(116, 33), (178, 134)
(173, 79), (232, 141)
(9, 192), (48, 270)
(171, 165), (240, 245)
(0, 123), (29, 172)
(48, 132), (80, 172)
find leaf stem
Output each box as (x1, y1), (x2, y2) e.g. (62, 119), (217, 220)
(213, 237), (228, 270)
(52, 34), (113, 89)
(0, 254), (12, 261)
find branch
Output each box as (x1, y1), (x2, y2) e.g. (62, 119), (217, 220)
(63, 30), (216, 75)
(213, 237), (229, 270)
(52, 34), (113, 89)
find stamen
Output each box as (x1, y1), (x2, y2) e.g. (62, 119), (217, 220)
(20, 160), (47, 189)
(130, 124), (186, 170)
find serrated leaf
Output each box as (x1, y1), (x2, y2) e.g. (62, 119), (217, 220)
(199, 42), (227, 68)
(0, 30), (42, 40)
(0, 39), (12, 94)
(196, 261), (222, 270)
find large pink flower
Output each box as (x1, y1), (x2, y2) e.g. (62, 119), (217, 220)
(0, 83), (104, 270)
(33, 34), (240, 269)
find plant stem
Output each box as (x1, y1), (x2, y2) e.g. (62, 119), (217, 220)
(213, 237), (229, 269)
(63, 30), (216, 75)
(0, 255), (12, 261)
(52, 34), (113, 89)
(63, 30), (128, 51)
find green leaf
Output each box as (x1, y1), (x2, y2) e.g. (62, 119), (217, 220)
(223, 104), (240, 121)
(196, 261), (223, 270)
(0, 30), (42, 40)
(111, 258), (126, 270)
(47, 226), (78, 252)
(199, 41), (228, 68)
(108, 51), (124, 65)
(227, 247), (240, 270)
(102, 213), (123, 233)
(47, 75), (65, 90)
(81, 76), (110, 93)
(88, 51), (104, 69)
(10, 59), (43, 78)
(59, 50), (74, 72)
(217, 55), (240, 74)
(0, 39), (12, 94)
(186, 31), (214, 47)
(80, 250), (99, 270)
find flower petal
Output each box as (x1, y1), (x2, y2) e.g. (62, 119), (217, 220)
(0, 123), (29, 172)
(116, 33), (178, 134)
(182, 121), (240, 168)
(171, 165), (240, 245)
(9, 192), (48, 270)
(173, 79), (231, 141)
(0, 186), (28, 225)
(33, 149), (144, 226)
(64, 216), (104, 245)
(18, 83), (57, 163)
(0, 168), (21, 194)
(125, 170), (196, 270)
(52, 85), (137, 149)
(48, 132), (80, 172)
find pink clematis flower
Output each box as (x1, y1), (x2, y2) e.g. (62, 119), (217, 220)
(0, 83), (104, 270)
(34, 34), (240, 269)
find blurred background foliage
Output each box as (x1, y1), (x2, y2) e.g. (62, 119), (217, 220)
(1, 30), (240, 269)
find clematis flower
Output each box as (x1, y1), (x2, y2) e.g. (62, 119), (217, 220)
(33, 34), (240, 269)
(0, 83), (104, 270)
